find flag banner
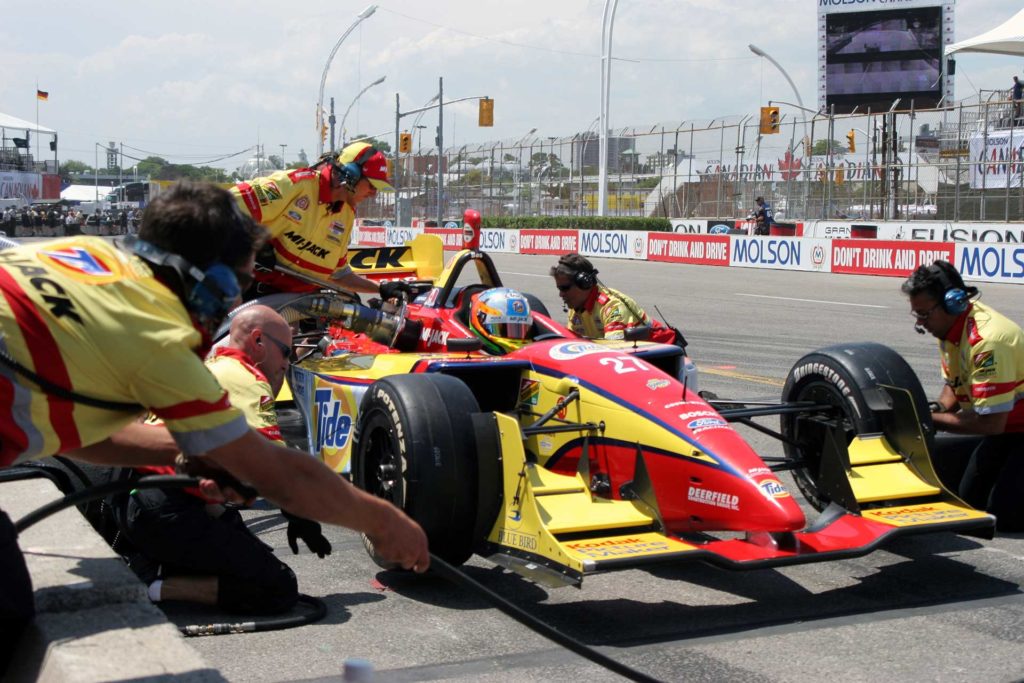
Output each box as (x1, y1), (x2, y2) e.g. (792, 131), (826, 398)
(36, 90), (48, 100)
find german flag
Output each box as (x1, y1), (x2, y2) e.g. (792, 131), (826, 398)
(36, 90), (48, 101)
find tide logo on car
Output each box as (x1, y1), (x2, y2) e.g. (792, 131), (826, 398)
(314, 387), (354, 452)
(758, 478), (790, 499)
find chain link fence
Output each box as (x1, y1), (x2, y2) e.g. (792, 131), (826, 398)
(359, 91), (1024, 225)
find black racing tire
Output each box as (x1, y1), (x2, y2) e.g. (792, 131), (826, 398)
(780, 342), (931, 511)
(352, 373), (481, 567)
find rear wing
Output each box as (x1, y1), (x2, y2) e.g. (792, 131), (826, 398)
(347, 233), (444, 283)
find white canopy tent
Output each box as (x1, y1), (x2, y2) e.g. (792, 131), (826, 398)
(0, 112), (56, 136)
(946, 8), (1024, 57)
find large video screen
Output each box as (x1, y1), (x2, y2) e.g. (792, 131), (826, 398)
(824, 6), (943, 113)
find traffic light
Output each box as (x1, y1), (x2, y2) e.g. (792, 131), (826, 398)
(759, 106), (780, 135)
(399, 132), (413, 154)
(846, 129), (856, 153)
(478, 98), (494, 127)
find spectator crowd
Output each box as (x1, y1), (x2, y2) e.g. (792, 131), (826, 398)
(1, 205), (143, 237)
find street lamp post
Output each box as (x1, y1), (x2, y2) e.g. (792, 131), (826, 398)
(339, 76), (386, 148)
(513, 128), (537, 216)
(599, 0), (621, 216)
(316, 4), (378, 157)
(749, 43), (809, 216)
(279, 143), (287, 170)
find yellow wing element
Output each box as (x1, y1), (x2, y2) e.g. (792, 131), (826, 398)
(485, 413), (702, 586)
(346, 233), (444, 282)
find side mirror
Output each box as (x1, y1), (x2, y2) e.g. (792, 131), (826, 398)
(624, 325), (652, 343)
(447, 337), (483, 354)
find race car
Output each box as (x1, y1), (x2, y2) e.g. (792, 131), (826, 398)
(254, 211), (994, 588)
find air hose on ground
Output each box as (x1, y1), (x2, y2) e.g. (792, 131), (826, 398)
(8, 471), (661, 679)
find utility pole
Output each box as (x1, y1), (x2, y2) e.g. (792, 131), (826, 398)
(329, 98), (337, 155)
(437, 77), (444, 225)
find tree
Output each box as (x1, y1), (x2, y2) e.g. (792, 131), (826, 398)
(349, 134), (391, 154)
(812, 139), (846, 156)
(60, 160), (91, 176)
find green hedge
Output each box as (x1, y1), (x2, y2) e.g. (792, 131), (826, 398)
(481, 216), (672, 232)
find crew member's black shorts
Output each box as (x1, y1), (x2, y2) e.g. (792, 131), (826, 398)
(933, 432), (1024, 532)
(118, 488), (297, 614)
(0, 509), (34, 673)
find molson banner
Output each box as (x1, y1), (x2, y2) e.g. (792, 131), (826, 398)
(955, 243), (1024, 283)
(969, 131), (1024, 189)
(579, 229), (648, 260)
(729, 236), (831, 272)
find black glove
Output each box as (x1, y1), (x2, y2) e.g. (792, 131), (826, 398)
(378, 280), (413, 302)
(282, 511), (332, 559)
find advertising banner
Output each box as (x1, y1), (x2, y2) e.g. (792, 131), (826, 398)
(831, 239), (953, 276)
(730, 236), (831, 272)
(955, 243), (1024, 284)
(647, 234), (730, 266)
(385, 226), (423, 247)
(969, 131), (1024, 190)
(670, 219), (707, 234)
(354, 226), (386, 246)
(0, 171), (42, 202)
(578, 229), (648, 260)
(424, 228), (464, 249)
(519, 229), (579, 255)
(480, 228), (520, 253)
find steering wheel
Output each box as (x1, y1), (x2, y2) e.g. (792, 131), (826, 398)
(532, 332), (565, 342)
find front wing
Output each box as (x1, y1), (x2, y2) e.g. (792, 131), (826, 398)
(481, 413), (994, 588)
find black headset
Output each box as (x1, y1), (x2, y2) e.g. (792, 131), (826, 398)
(928, 261), (975, 315)
(125, 237), (240, 323)
(321, 145), (378, 191)
(560, 255), (598, 290)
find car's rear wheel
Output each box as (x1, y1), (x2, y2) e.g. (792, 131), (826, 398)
(780, 342), (931, 511)
(352, 373), (481, 567)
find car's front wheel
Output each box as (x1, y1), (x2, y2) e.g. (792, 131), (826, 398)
(352, 373), (482, 567)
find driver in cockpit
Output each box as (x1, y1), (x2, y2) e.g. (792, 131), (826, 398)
(467, 287), (534, 355)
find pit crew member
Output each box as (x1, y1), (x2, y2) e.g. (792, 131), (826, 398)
(0, 182), (429, 668)
(231, 141), (408, 301)
(468, 287), (534, 355)
(113, 305), (329, 614)
(550, 253), (696, 388)
(902, 260), (1024, 532)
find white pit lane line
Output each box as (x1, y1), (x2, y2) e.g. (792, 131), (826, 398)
(734, 293), (889, 309)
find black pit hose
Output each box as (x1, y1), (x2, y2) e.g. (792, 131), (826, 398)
(14, 474), (198, 534)
(12, 474), (658, 677)
(178, 594), (327, 637)
(428, 554), (662, 683)
(11, 474), (327, 636)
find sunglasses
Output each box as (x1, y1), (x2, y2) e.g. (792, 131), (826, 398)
(910, 302), (942, 320)
(556, 283), (575, 292)
(262, 332), (294, 361)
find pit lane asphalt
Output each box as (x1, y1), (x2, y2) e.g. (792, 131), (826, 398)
(166, 254), (1024, 682)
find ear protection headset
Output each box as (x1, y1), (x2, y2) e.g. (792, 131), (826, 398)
(322, 145), (378, 191)
(928, 261), (974, 315)
(559, 255), (598, 289)
(126, 236), (241, 322)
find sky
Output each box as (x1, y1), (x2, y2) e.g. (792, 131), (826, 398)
(2, 0), (1022, 173)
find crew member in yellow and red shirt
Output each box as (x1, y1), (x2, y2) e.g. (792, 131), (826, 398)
(0, 183), (428, 670)
(116, 306), (329, 615)
(903, 260), (1024, 532)
(232, 141), (408, 301)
